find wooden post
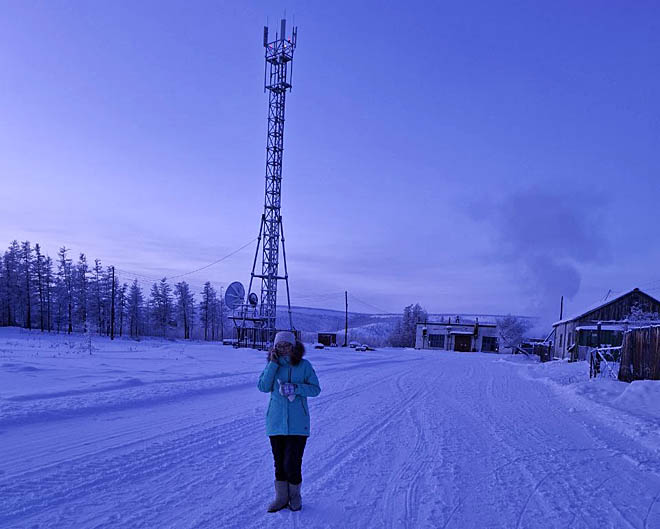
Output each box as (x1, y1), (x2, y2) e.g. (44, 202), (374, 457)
(560, 296), (564, 320)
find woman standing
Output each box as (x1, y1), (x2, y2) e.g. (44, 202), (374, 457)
(257, 331), (321, 512)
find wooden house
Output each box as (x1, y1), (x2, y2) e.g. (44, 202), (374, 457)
(552, 288), (660, 360)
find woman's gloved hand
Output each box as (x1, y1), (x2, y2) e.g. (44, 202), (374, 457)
(279, 382), (297, 401)
(268, 350), (279, 363)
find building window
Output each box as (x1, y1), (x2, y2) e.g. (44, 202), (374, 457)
(482, 336), (498, 352)
(559, 334), (563, 347)
(568, 332), (573, 345)
(429, 334), (445, 349)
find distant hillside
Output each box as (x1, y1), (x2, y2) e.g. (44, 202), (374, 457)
(274, 306), (398, 346)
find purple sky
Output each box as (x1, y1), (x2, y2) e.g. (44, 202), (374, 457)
(1, 1), (659, 325)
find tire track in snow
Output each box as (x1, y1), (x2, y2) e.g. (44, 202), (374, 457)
(216, 365), (428, 529)
(1, 357), (416, 430)
(309, 368), (426, 480)
(1, 364), (405, 528)
(515, 473), (551, 529)
(0, 413), (258, 526)
(644, 490), (660, 529)
(378, 369), (431, 529)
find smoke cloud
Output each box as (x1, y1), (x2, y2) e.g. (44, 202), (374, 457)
(479, 188), (611, 331)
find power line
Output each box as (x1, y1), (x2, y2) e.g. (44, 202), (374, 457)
(293, 291), (345, 301)
(114, 272), (227, 295)
(114, 237), (257, 285)
(165, 238), (257, 280)
(349, 294), (391, 314)
(114, 268), (162, 282)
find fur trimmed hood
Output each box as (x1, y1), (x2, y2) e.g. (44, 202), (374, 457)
(267, 341), (306, 366)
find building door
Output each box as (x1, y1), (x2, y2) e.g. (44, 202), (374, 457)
(454, 335), (471, 352)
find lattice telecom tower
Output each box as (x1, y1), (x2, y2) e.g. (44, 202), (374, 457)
(228, 19), (298, 349)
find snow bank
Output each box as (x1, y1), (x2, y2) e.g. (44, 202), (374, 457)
(613, 380), (660, 420)
(513, 355), (660, 454)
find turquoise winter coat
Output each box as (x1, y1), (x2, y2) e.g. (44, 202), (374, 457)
(257, 356), (321, 436)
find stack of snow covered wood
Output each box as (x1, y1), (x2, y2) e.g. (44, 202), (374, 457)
(618, 325), (660, 382)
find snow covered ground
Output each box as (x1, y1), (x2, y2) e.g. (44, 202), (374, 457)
(1, 327), (659, 529)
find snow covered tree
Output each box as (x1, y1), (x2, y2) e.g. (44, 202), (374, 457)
(117, 282), (128, 337)
(57, 247), (74, 334)
(44, 256), (54, 331)
(0, 254), (4, 325)
(149, 278), (173, 338)
(3, 241), (21, 326)
(107, 266), (116, 338)
(215, 291), (225, 341)
(74, 253), (89, 332)
(20, 241), (33, 330)
(34, 244), (46, 331)
(90, 259), (105, 335)
(174, 281), (195, 339)
(127, 280), (144, 338)
(200, 282), (216, 341)
(210, 293), (219, 340)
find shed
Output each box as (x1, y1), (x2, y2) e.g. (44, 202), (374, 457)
(317, 332), (337, 347)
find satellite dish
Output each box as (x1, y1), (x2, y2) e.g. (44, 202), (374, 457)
(225, 281), (245, 310)
(248, 292), (259, 306)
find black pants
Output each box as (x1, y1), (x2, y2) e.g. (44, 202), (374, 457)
(269, 435), (307, 485)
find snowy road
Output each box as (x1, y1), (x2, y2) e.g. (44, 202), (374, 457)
(1, 332), (660, 528)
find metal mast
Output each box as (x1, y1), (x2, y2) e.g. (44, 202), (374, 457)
(244, 19), (297, 347)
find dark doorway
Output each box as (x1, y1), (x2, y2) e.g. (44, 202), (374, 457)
(318, 333), (337, 346)
(454, 335), (471, 352)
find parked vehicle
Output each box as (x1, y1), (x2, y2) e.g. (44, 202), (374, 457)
(349, 341), (360, 348)
(313, 342), (324, 349)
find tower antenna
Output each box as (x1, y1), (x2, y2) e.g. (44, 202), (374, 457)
(229, 19), (298, 349)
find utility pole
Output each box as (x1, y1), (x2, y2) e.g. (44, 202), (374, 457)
(344, 290), (348, 347)
(110, 266), (115, 340)
(559, 295), (564, 320)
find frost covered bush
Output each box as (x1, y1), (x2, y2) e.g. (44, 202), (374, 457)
(497, 315), (531, 352)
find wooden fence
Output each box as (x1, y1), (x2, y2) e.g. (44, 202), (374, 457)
(618, 325), (660, 382)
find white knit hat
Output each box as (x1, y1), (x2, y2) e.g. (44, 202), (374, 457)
(273, 331), (296, 347)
